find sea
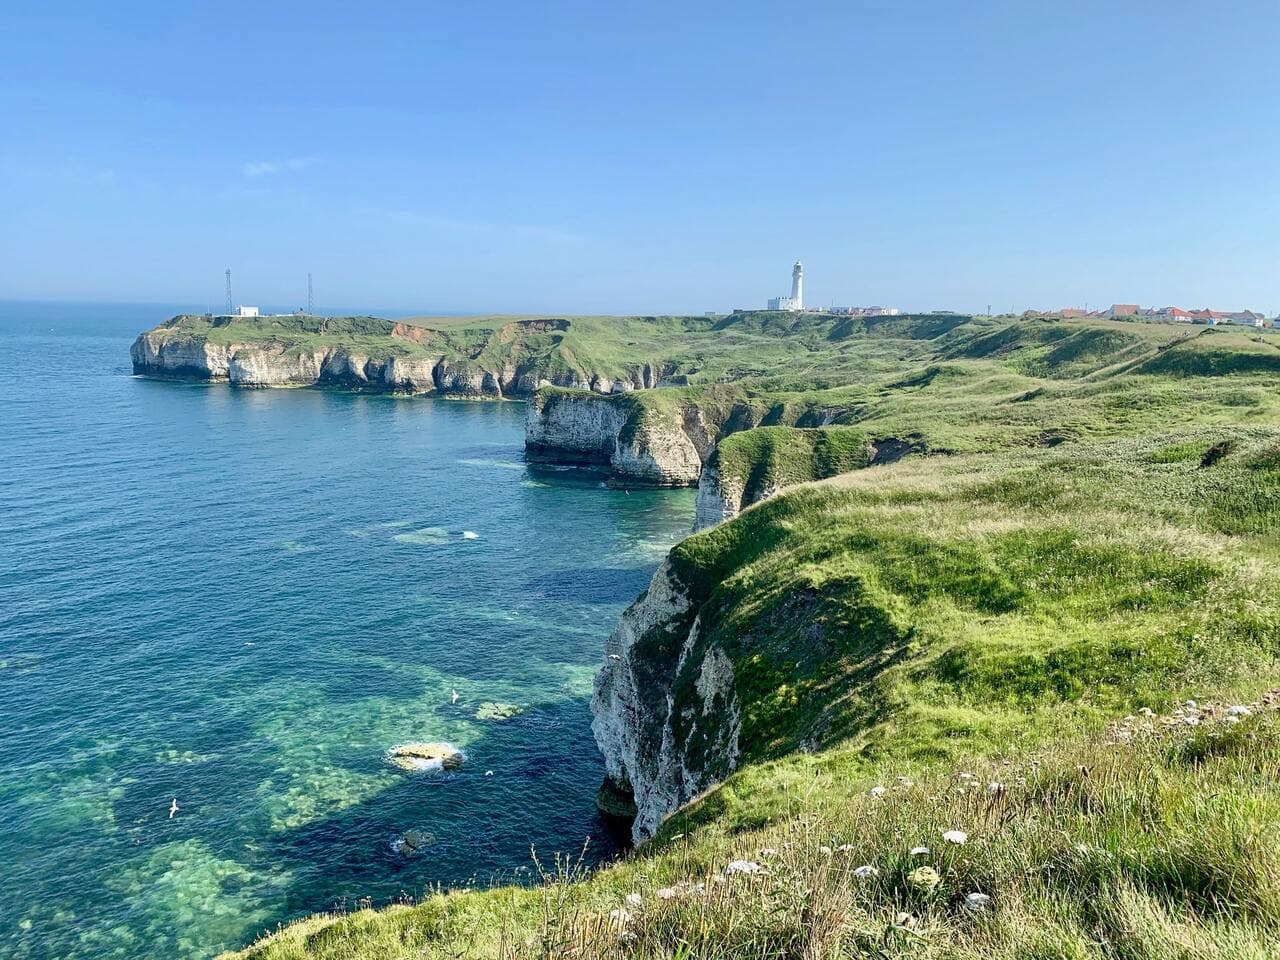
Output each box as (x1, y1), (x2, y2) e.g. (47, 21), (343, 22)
(0, 301), (697, 959)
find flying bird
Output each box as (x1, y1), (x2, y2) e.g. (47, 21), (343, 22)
(168, 799), (179, 819)
(451, 689), (459, 704)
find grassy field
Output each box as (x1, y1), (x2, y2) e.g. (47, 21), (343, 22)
(226, 426), (1280, 959)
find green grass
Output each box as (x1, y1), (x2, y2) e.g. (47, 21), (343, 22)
(710, 427), (874, 498)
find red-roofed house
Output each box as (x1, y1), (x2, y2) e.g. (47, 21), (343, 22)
(1105, 304), (1141, 319)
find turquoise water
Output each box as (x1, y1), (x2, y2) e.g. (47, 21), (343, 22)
(0, 302), (696, 959)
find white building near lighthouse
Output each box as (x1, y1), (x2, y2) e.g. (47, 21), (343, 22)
(767, 261), (805, 312)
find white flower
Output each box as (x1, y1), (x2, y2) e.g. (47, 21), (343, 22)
(987, 782), (1004, 794)
(870, 786), (887, 797)
(910, 845), (931, 857)
(942, 830), (968, 845)
(725, 859), (764, 875)
(1227, 705), (1251, 716)
(608, 908), (631, 924)
(853, 864), (879, 878)
(963, 892), (991, 912)
(759, 847), (777, 858)
(836, 843), (855, 852)
(908, 865), (941, 890)
(819, 845), (833, 856)
(624, 892), (643, 907)
(1138, 707), (1154, 716)
(656, 886), (678, 900)
(1182, 715), (1200, 726)
(1184, 699), (1198, 709)
(1225, 715), (1242, 725)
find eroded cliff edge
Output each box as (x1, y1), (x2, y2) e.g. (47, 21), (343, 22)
(130, 314), (671, 398)
(591, 558), (740, 840)
(523, 387), (876, 487)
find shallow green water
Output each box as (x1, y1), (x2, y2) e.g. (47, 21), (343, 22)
(0, 302), (697, 959)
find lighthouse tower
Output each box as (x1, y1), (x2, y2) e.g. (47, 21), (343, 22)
(790, 261), (804, 310)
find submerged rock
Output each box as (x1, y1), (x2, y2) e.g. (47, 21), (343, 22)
(391, 828), (435, 855)
(387, 742), (464, 772)
(475, 701), (525, 722)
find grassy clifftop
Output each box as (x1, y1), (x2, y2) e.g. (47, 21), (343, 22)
(227, 427), (1280, 959)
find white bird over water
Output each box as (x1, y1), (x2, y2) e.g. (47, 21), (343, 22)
(168, 799), (179, 819)
(451, 689), (459, 704)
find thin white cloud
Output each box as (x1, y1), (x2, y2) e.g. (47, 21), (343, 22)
(241, 156), (319, 178)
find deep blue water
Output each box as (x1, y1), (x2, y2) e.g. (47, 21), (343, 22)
(0, 302), (696, 959)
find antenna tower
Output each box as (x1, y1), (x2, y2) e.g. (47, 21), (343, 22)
(225, 269), (233, 314)
(307, 273), (314, 315)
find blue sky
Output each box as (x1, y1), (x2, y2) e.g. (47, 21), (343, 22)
(1, 1), (1276, 314)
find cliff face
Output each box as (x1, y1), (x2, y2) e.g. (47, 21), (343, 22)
(591, 560), (741, 841)
(129, 321), (671, 399)
(525, 391), (709, 485)
(692, 462), (780, 532)
(524, 390), (786, 486)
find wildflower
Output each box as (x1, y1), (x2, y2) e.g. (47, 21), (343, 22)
(759, 847), (777, 858)
(987, 781), (1004, 795)
(1138, 707), (1154, 717)
(725, 859), (763, 876)
(870, 785), (887, 797)
(819, 845), (833, 856)
(908, 866), (941, 890)
(836, 843), (855, 853)
(1225, 715), (1242, 725)
(1184, 699), (1198, 710)
(1182, 715), (1200, 726)
(910, 846), (931, 857)
(656, 886), (678, 900)
(894, 911), (916, 927)
(942, 830), (968, 845)
(608, 908), (631, 925)
(853, 864), (879, 879)
(963, 892), (991, 913)
(624, 892), (643, 908)
(1227, 705), (1252, 716)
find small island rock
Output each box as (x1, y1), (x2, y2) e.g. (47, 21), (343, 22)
(387, 742), (464, 772)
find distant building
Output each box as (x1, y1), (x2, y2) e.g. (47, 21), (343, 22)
(767, 261), (805, 311)
(1106, 304), (1141, 319)
(235, 306), (260, 318)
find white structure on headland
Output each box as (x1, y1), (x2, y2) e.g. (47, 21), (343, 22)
(767, 260), (805, 311)
(235, 305), (260, 318)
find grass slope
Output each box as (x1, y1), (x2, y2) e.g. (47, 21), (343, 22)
(227, 428), (1280, 959)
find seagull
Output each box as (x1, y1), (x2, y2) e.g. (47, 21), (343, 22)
(450, 689), (459, 704)
(484, 770), (494, 777)
(168, 799), (179, 819)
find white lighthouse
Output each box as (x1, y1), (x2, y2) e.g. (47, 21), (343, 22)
(767, 260), (806, 312)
